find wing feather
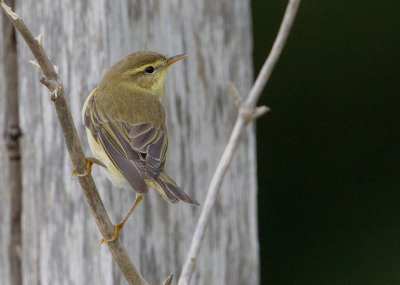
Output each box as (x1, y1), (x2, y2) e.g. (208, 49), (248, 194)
(99, 129), (148, 193)
(84, 90), (168, 188)
(84, 88), (198, 205)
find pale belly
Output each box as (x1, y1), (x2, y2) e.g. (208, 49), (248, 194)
(86, 129), (132, 189)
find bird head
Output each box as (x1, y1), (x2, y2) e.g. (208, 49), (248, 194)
(104, 51), (187, 98)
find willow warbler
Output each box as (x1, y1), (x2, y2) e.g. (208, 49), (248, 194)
(81, 51), (199, 243)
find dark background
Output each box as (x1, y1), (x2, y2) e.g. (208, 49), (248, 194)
(252, 1), (400, 284)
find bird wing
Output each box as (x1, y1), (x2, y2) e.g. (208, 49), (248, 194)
(84, 90), (167, 194)
(128, 122), (168, 178)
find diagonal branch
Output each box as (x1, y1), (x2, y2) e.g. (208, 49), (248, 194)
(0, 2), (148, 284)
(178, 0), (302, 284)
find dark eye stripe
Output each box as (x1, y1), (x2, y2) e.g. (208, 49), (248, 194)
(145, 66), (155, 74)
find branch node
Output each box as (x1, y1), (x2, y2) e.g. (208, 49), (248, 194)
(40, 76), (55, 89)
(29, 60), (42, 70)
(239, 105), (270, 124)
(163, 274), (173, 285)
(35, 33), (43, 47)
(227, 81), (242, 109)
(239, 106), (254, 124)
(39, 77), (60, 101)
(252, 105), (270, 120)
(5, 124), (23, 151)
(50, 88), (60, 101)
(0, 1), (18, 20)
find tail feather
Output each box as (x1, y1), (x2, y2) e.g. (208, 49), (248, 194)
(156, 172), (200, 206)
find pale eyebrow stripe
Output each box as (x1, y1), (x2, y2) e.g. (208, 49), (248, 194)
(122, 60), (164, 75)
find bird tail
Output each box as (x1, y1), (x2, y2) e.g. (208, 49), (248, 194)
(155, 172), (199, 206)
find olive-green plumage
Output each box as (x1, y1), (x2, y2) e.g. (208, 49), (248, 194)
(82, 51), (199, 206)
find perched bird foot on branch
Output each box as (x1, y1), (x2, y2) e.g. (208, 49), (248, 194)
(99, 194), (143, 246)
(71, 157), (106, 179)
(99, 222), (124, 246)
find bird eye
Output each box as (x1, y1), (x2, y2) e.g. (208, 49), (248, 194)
(144, 66), (155, 74)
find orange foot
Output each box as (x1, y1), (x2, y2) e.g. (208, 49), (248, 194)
(99, 222), (125, 246)
(99, 195), (143, 246)
(71, 157), (106, 179)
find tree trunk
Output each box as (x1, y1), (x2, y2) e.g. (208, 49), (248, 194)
(1, 0), (259, 284)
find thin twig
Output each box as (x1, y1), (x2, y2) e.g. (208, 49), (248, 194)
(0, 2), (148, 284)
(178, 0), (301, 284)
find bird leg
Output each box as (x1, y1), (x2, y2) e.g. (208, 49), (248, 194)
(71, 157), (106, 179)
(99, 194), (143, 245)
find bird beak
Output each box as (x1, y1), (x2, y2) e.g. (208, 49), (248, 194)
(166, 53), (187, 67)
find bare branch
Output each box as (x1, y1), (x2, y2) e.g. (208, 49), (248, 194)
(1, 1), (148, 284)
(246, 0), (302, 109)
(178, 0), (301, 284)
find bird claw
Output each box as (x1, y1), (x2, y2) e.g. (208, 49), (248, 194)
(99, 222), (125, 246)
(71, 157), (106, 179)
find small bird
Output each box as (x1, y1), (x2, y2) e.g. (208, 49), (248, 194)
(80, 51), (199, 243)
